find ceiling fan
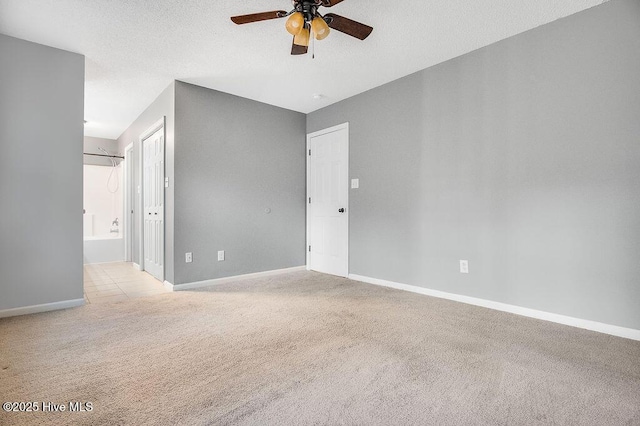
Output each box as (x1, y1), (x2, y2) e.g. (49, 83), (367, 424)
(231, 0), (373, 55)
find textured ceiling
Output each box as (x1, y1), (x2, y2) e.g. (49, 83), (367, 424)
(0, 0), (605, 139)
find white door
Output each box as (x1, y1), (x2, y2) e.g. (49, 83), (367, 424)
(307, 123), (349, 277)
(142, 127), (164, 280)
(124, 143), (134, 262)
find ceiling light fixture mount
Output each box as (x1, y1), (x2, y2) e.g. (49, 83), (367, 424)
(231, 0), (373, 56)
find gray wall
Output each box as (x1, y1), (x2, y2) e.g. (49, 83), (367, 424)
(174, 81), (306, 284)
(116, 82), (175, 282)
(0, 34), (84, 310)
(84, 136), (119, 167)
(307, 0), (640, 330)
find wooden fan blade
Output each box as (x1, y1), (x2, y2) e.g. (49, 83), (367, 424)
(231, 10), (287, 25)
(320, 0), (346, 7)
(324, 13), (373, 40)
(291, 37), (308, 55)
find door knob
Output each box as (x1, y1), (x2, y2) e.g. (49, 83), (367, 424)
(338, 208), (345, 213)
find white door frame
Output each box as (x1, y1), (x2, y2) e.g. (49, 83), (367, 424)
(138, 117), (166, 279)
(306, 122), (349, 275)
(123, 142), (134, 262)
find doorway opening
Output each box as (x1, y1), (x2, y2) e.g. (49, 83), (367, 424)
(81, 124), (167, 304)
(82, 137), (165, 303)
(83, 138), (124, 265)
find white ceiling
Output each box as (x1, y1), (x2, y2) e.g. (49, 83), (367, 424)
(0, 0), (605, 140)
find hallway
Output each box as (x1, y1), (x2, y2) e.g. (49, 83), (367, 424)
(83, 262), (168, 304)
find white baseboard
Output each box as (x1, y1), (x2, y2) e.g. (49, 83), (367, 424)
(132, 263), (142, 271)
(348, 274), (640, 342)
(0, 298), (85, 319)
(167, 266), (307, 291)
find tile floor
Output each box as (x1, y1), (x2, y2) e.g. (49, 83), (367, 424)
(83, 262), (169, 304)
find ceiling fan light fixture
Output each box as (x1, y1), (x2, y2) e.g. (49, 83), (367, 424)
(293, 26), (310, 47)
(311, 16), (330, 40)
(230, 1), (373, 55)
(285, 12), (305, 35)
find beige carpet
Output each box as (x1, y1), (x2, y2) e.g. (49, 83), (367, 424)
(1, 271), (639, 425)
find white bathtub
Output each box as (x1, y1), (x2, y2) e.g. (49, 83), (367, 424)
(83, 235), (124, 264)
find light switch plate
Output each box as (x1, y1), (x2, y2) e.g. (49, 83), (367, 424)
(460, 260), (469, 274)
(185, 252), (193, 263)
(351, 178), (359, 189)
(218, 250), (225, 261)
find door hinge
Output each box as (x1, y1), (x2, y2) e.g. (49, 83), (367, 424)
(308, 197), (311, 204)
(308, 149), (311, 156)
(308, 245), (311, 252)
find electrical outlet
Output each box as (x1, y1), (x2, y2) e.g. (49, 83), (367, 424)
(217, 250), (225, 261)
(460, 260), (469, 274)
(185, 252), (193, 263)
(351, 178), (359, 189)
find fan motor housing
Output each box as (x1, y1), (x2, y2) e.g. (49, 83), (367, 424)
(294, 0), (321, 23)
